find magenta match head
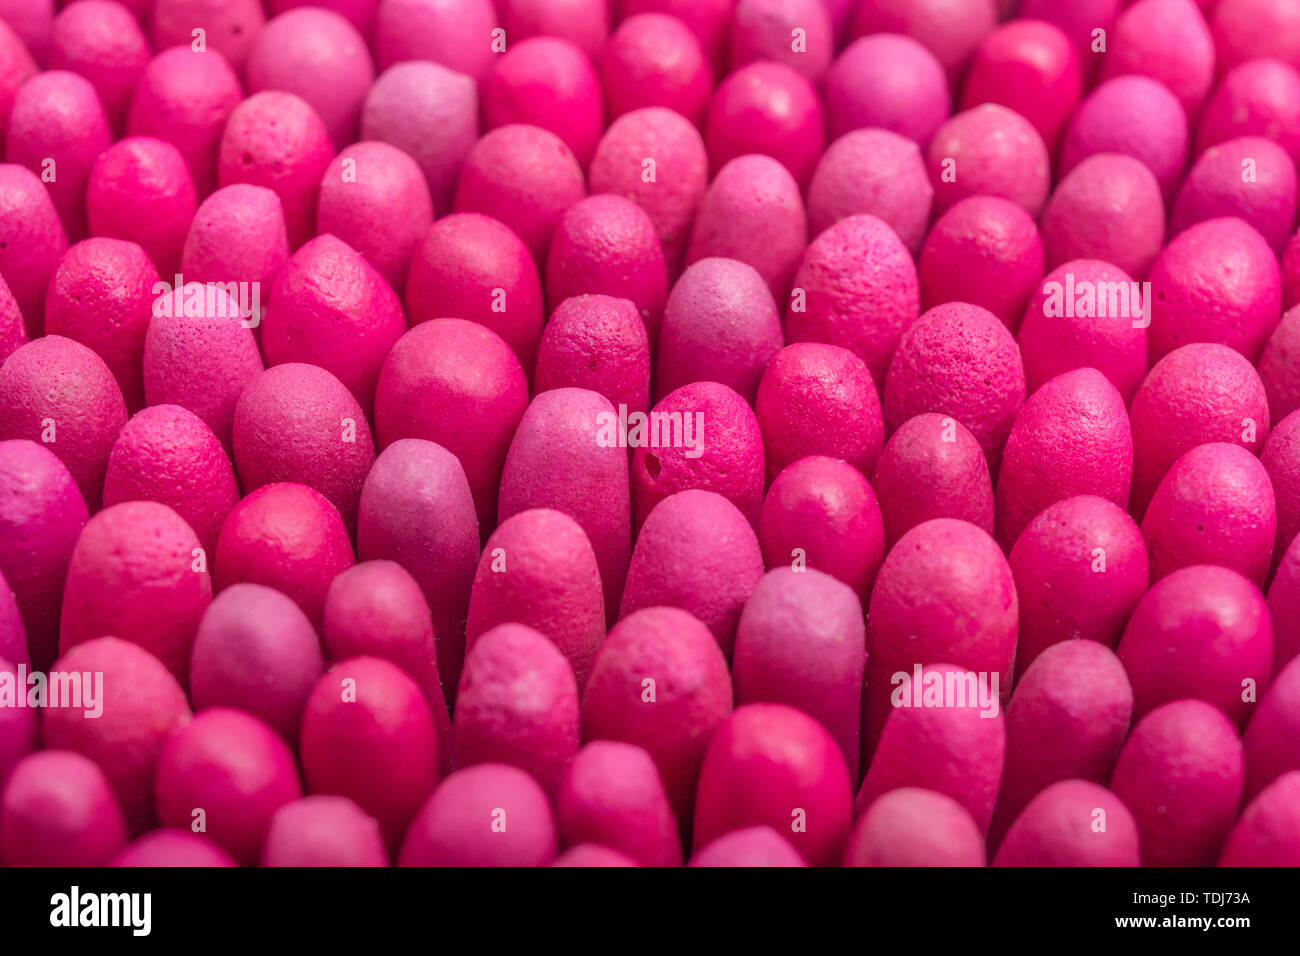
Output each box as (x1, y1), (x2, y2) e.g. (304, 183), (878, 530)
(1220, 770), (1300, 866)
(845, 788), (987, 867)
(756, 342), (882, 482)
(705, 60), (825, 191)
(1174, 137), (1299, 256)
(6, 70), (110, 243)
(300, 657), (440, 853)
(48, 0), (149, 135)
(1110, 699), (1244, 866)
(104, 404), (240, 556)
(1196, 58), (1300, 163)
(262, 795), (388, 867)
(1129, 343), (1270, 518)
(86, 136), (198, 278)
(600, 13), (711, 127)
(656, 257), (782, 405)
(1210, 0), (1300, 75)
(557, 740), (682, 867)
(621, 489), (765, 658)
(0, 440), (87, 670)
(730, 0), (833, 83)
(111, 830), (237, 867)
(155, 708), (301, 865)
(962, 19), (1081, 150)
(404, 212), (543, 376)
(150, 0), (265, 74)
(1142, 443), (1276, 587)
(1099, 0), (1216, 119)
(1018, 259), (1150, 404)
(60, 500), (211, 684)
(0, 163), (69, 336)
(1118, 564), (1273, 728)
(361, 60), (480, 216)
(870, 414), (994, 551)
(694, 703), (852, 866)
(397, 763), (555, 867)
(44, 238), (159, 412)
(1262, 410), (1300, 577)
(454, 622), (580, 795)
(0, 21), (37, 156)
(546, 195), (668, 347)
(759, 455), (886, 602)
(503, 0), (609, 59)
(466, 508), (604, 691)
(127, 46), (243, 197)
(993, 780), (1139, 866)
(918, 196), (1045, 332)
(1148, 217), (1282, 364)
(535, 294), (650, 415)
(784, 213), (920, 390)
(1008, 495), (1149, 678)
(991, 641), (1134, 847)
(1060, 75), (1189, 203)
(375, 318), (528, 531)
(581, 606), (732, 825)
(484, 36), (604, 171)
(927, 104), (1051, 218)
(0, 750), (127, 866)
(883, 302), (1026, 477)
(356, 440), (479, 699)
(454, 124), (587, 266)
(372, 0), (499, 83)
(689, 826), (806, 867)
(214, 482), (354, 632)
(994, 368), (1133, 550)
(733, 567), (866, 777)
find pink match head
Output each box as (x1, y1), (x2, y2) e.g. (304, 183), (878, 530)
(927, 104), (1052, 218)
(189, 583), (326, 744)
(845, 788), (986, 867)
(807, 128), (933, 256)
(1018, 259), (1150, 404)
(599, 13), (712, 126)
(127, 46), (243, 197)
(1040, 154), (1166, 282)
(686, 154), (807, 303)
(535, 294), (650, 415)
(42, 636), (191, 831)
(824, 34), (952, 146)
(104, 404), (239, 556)
(214, 482), (354, 632)
(218, 91), (334, 249)
(360, 60), (480, 215)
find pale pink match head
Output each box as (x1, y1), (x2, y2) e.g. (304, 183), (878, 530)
(686, 154), (807, 303)
(823, 34), (950, 147)
(844, 788), (986, 867)
(689, 826), (807, 867)
(1099, 0), (1215, 118)
(190, 583), (325, 744)
(262, 795), (388, 867)
(927, 104), (1052, 218)
(993, 780), (1140, 866)
(360, 60), (480, 215)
